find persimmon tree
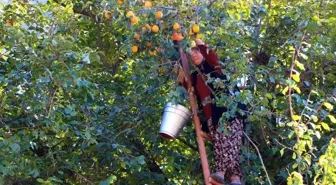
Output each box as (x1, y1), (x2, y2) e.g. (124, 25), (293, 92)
(0, 0), (335, 184)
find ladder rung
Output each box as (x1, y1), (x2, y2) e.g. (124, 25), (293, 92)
(201, 131), (213, 143)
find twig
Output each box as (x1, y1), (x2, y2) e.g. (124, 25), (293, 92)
(208, 0), (218, 8)
(287, 31), (306, 174)
(243, 132), (272, 185)
(48, 19), (56, 39)
(193, 66), (217, 96)
(304, 94), (335, 126)
(155, 6), (178, 11)
(177, 137), (198, 151)
(113, 125), (138, 140)
(288, 31), (306, 121)
(69, 169), (94, 185)
(158, 59), (180, 67)
(274, 139), (294, 152)
(96, 22), (109, 68)
(300, 91), (312, 118)
(53, 0), (98, 22)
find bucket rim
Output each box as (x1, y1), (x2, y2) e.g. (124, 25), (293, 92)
(165, 102), (191, 115)
(159, 130), (176, 139)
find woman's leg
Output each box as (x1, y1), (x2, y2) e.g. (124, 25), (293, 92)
(208, 118), (243, 183)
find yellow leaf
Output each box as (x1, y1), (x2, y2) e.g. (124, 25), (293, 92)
(323, 102), (334, 111)
(321, 122), (330, 131)
(292, 115), (301, 121)
(311, 90), (318, 95)
(282, 86), (289, 95)
(293, 86), (301, 94)
(310, 115), (318, 122)
(327, 115), (336, 123)
(292, 74), (300, 82)
(295, 60), (305, 70)
(121, 161), (126, 169)
(0, 55), (8, 60)
(287, 121), (298, 127)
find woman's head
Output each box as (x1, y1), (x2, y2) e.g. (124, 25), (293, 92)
(190, 47), (204, 66)
(173, 39), (206, 66)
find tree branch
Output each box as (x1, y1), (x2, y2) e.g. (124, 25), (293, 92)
(177, 137), (198, 151)
(53, 0), (98, 22)
(207, 0), (218, 9)
(243, 132), (272, 185)
(288, 31), (306, 121)
(131, 139), (168, 182)
(96, 23), (109, 68)
(304, 94), (335, 126)
(53, 0), (128, 75)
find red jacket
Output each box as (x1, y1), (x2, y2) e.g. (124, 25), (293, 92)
(181, 44), (223, 121)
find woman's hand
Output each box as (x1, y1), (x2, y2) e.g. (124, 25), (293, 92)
(194, 38), (205, 45)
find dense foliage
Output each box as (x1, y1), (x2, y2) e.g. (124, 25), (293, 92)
(0, 0), (335, 184)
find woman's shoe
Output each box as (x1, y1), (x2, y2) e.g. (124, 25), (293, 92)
(210, 173), (224, 184)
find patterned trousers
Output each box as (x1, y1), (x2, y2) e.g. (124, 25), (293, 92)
(207, 118), (243, 179)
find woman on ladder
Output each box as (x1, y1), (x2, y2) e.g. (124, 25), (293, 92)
(177, 39), (248, 185)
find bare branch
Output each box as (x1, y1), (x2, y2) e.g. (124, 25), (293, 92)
(96, 23), (109, 68)
(288, 31), (306, 121)
(243, 132), (272, 185)
(208, 0), (218, 9)
(304, 94), (335, 126)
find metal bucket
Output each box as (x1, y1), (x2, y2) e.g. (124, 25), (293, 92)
(159, 102), (191, 140)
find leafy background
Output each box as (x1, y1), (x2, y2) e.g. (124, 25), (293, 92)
(0, 0), (335, 184)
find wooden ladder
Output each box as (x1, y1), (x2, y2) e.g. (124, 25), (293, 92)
(180, 50), (224, 185)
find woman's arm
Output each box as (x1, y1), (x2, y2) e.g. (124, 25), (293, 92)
(197, 45), (223, 75)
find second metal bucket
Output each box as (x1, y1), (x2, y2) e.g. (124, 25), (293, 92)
(159, 102), (191, 140)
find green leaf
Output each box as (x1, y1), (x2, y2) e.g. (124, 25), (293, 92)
(10, 143), (20, 153)
(327, 115), (336, 123)
(286, 79), (295, 86)
(311, 90), (319, 95)
(99, 175), (117, 185)
(121, 161), (126, 169)
(288, 131), (295, 139)
(28, 169), (40, 178)
(299, 53), (308, 60)
(124, 148), (132, 154)
(292, 163), (298, 169)
(321, 122), (330, 131)
(65, 106), (72, 114)
(270, 56), (278, 62)
(136, 155), (146, 165)
(37, 178), (45, 183)
(266, 93), (273, 99)
(82, 53), (90, 64)
(323, 102), (334, 111)
(292, 74), (300, 82)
